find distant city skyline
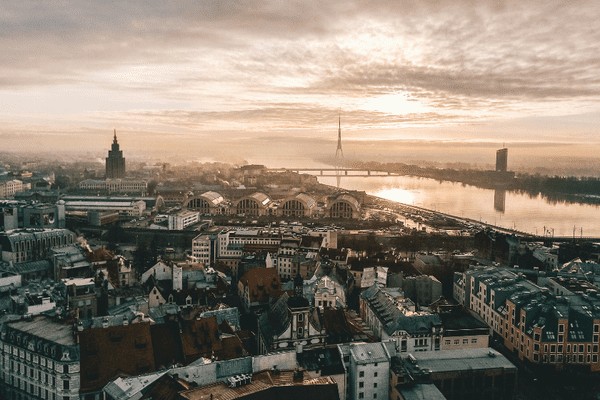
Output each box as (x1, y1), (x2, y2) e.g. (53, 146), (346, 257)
(1, 1), (600, 166)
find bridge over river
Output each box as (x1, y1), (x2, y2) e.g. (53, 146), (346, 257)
(267, 167), (397, 177)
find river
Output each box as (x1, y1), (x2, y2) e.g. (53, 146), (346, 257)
(318, 175), (600, 237)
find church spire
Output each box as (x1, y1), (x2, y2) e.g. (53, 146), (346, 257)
(113, 129), (117, 144)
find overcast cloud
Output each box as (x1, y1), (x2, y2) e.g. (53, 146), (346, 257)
(1, 1), (600, 157)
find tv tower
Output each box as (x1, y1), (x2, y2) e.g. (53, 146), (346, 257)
(335, 113), (344, 188)
(336, 114), (344, 160)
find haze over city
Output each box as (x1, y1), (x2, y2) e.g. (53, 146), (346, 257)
(4, 3), (600, 400)
(2, 1), (600, 172)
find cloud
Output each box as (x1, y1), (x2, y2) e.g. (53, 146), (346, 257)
(1, 0), (600, 148)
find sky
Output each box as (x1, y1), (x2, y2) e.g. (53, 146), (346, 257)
(2, 1), (600, 168)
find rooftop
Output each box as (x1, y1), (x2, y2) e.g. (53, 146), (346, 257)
(408, 348), (516, 374)
(179, 369), (339, 400)
(349, 342), (389, 364)
(7, 315), (76, 346)
(397, 383), (445, 400)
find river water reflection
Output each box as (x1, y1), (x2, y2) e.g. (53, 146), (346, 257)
(318, 175), (600, 237)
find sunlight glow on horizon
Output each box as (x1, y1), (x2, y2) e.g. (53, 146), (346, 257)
(1, 1), (600, 159)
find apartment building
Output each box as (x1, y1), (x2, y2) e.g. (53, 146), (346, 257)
(338, 342), (391, 400)
(360, 285), (442, 353)
(454, 266), (600, 371)
(0, 316), (80, 400)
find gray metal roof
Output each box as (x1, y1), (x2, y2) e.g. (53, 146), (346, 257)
(398, 383), (445, 400)
(7, 315), (77, 346)
(361, 284), (441, 336)
(410, 348), (516, 373)
(349, 342), (389, 364)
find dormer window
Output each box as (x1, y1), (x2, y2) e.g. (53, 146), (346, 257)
(61, 350), (71, 361)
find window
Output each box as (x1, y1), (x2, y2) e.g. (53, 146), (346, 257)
(374, 383), (378, 388)
(358, 393), (364, 399)
(359, 371), (364, 378)
(359, 382), (364, 388)
(374, 372), (378, 377)
(63, 380), (69, 390)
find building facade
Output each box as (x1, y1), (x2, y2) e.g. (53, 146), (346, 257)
(496, 147), (508, 172)
(0, 316), (80, 400)
(360, 285), (443, 353)
(167, 210), (199, 230)
(339, 342), (391, 400)
(0, 228), (75, 263)
(105, 130), (126, 179)
(454, 266), (600, 371)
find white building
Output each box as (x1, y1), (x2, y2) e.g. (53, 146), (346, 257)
(276, 237), (301, 279)
(217, 229), (282, 261)
(63, 199), (146, 217)
(167, 210), (199, 230)
(339, 342), (391, 400)
(140, 261), (173, 284)
(191, 234), (216, 266)
(314, 275), (346, 309)
(0, 179), (28, 198)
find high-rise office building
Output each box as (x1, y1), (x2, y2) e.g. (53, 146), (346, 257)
(105, 129), (126, 178)
(496, 147), (508, 172)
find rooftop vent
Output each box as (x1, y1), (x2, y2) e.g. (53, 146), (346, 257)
(227, 374), (252, 388)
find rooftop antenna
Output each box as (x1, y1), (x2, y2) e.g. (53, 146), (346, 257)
(335, 111), (344, 188)
(336, 112), (344, 159)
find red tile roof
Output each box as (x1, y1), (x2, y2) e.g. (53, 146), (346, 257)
(239, 268), (281, 304)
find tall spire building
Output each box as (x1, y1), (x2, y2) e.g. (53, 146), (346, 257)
(335, 114), (344, 188)
(335, 114), (344, 160)
(105, 129), (126, 179)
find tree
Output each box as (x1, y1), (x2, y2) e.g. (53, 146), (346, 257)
(103, 223), (129, 250)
